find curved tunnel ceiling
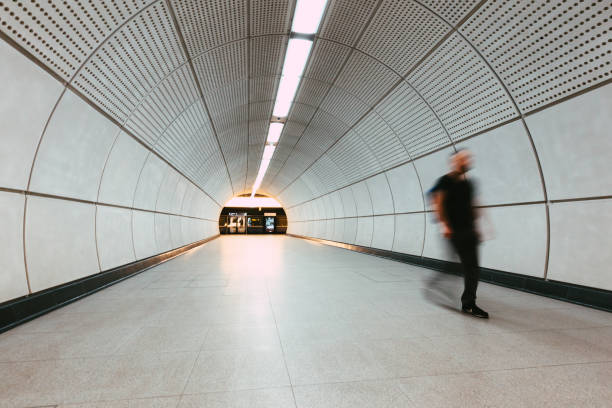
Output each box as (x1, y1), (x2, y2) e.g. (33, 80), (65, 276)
(1, 0), (612, 299)
(1, 0), (608, 207)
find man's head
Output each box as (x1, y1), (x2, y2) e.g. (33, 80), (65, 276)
(450, 149), (472, 174)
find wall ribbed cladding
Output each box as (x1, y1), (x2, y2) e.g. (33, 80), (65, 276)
(193, 40), (248, 92)
(354, 111), (409, 169)
(462, 0), (612, 113)
(295, 78), (332, 108)
(310, 155), (348, 193)
(335, 51), (400, 106)
(375, 82), (449, 157)
(127, 66), (203, 147)
(171, 0), (247, 57)
(319, 0), (379, 46)
(357, 0), (450, 75)
(327, 131), (381, 184)
(418, 0), (483, 26)
(320, 86), (370, 127)
(407, 32), (518, 142)
(74, 2), (185, 124)
(154, 101), (218, 178)
(304, 40), (352, 84)
(250, 0), (292, 36)
(0, 0), (153, 80)
(299, 110), (350, 158)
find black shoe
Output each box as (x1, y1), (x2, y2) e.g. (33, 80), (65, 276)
(462, 304), (489, 318)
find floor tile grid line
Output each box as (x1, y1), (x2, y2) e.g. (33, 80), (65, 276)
(265, 274), (300, 408)
(3, 315), (609, 366)
(286, 359), (612, 391)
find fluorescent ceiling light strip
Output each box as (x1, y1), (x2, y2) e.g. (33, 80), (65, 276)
(272, 39), (313, 117)
(292, 0), (328, 34)
(267, 123), (284, 143)
(251, 0), (328, 197)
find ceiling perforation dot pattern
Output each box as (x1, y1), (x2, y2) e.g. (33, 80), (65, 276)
(192, 40), (248, 92)
(354, 111), (410, 169)
(319, 0), (380, 46)
(417, 0), (483, 26)
(375, 82), (449, 157)
(357, 0), (450, 75)
(124, 64), (200, 147)
(462, 0), (612, 113)
(0, 0), (153, 80)
(250, 0), (292, 36)
(74, 2), (186, 124)
(170, 0), (248, 57)
(407, 32), (518, 141)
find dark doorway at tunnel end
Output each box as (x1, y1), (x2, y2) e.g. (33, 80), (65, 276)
(219, 207), (287, 235)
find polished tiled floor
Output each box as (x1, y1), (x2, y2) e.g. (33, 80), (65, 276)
(1, 236), (611, 407)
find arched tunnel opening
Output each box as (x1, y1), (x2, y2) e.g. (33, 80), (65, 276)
(219, 194), (288, 234)
(0, 0), (611, 405)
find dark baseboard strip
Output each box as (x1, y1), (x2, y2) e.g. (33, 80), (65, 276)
(288, 234), (612, 313)
(0, 235), (220, 334)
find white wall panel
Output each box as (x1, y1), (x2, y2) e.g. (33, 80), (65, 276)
(457, 120), (544, 205)
(371, 215), (394, 250)
(355, 216), (374, 247)
(325, 219), (335, 240)
(0, 192), (29, 302)
(170, 215), (184, 248)
(0, 41), (63, 190)
(98, 132), (149, 207)
(479, 205), (547, 277)
(29, 91), (118, 201)
(351, 181), (373, 216)
(25, 197), (99, 292)
(422, 213), (457, 262)
(95, 206), (135, 271)
(392, 213), (425, 256)
(366, 174), (394, 215)
(413, 147), (454, 209)
(548, 199), (612, 291)
(329, 191), (345, 219)
(321, 195), (335, 219)
(133, 154), (169, 210)
(156, 169), (181, 213)
(333, 219), (345, 242)
(155, 213), (172, 253)
(526, 84), (612, 200)
(132, 210), (158, 260)
(343, 217), (358, 244)
(386, 163), (424, 213)
(339, 187), (357, 217)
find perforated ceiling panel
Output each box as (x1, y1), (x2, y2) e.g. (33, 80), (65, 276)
(170, 0), (248, 57)
(319, 86), (370, 127)
(354, 111), (410, 169)
(407, 33), (518, 142)
(417, 0), (482, 26)
(3, 0), (609, 214)
(335, 51), (400, 106)
(327, 130), (381, 184)
(250, 0), (292, 36)
(125, 64), (199, 147)
(375, 81), (449, 157)
(462, 0), (612, 113)
(192, 40), (248, 92)
(319, 0), (380, 46)
(0, 0), (154, 80)
(357, 0), (450, 75)
(73, 2), (185, 123)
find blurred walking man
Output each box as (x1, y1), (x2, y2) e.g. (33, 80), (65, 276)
(431, 149), (488, 318)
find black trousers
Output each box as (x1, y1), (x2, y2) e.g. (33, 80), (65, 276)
(450, 230), (480, 307)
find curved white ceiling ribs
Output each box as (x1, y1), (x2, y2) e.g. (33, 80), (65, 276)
(1, 0), (611, 295)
